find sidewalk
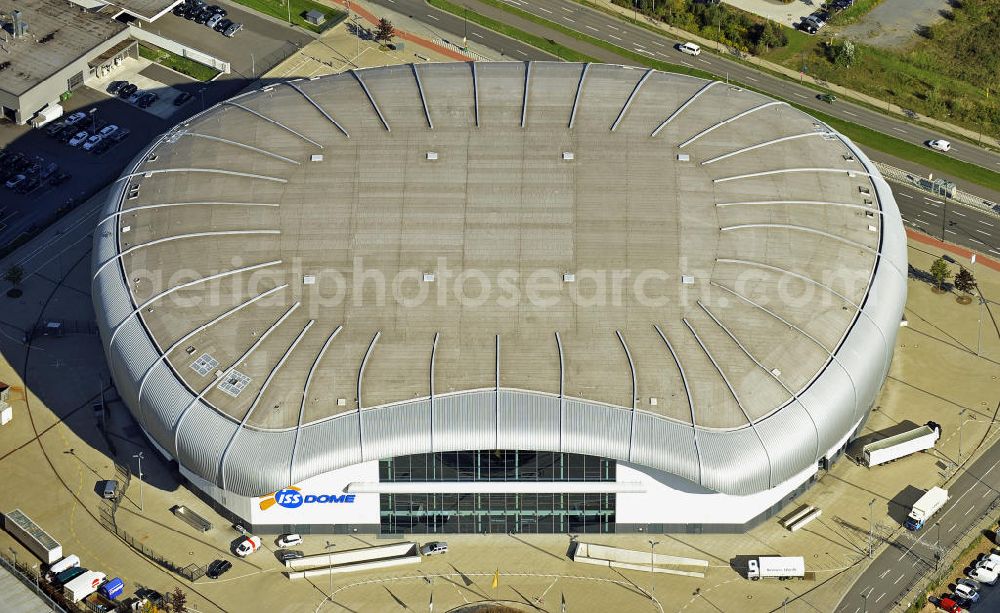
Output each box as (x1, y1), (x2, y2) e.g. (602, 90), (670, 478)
(585, 0), (1000, 150)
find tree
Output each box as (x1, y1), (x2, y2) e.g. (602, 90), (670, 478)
(4, 264), (23, 287)
(169, 587), (187, 613)
(954, 267), (976, 295)
(930, 257), (952, 291)
(375, 17), (395, 44)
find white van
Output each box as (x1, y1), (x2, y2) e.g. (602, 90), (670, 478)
(49, 555), (80, 575)
(678, 42), (701, 56)
(235, 535), (262, 557)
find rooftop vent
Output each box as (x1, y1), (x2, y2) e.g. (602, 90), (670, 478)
(423, 273), (435, 282)
(310, 154), (323, 162)
(303, 275), (316, 285)
(562, 152), (574, 161)
(681, 275), (695, 285)
(426, 151), (438, 161)
(562, 273), (575, 282)
(677, 153), (690, 162)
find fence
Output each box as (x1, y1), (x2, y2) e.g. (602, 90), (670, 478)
(25, 319), (98, 343)
(0, 552), (69, 612)
(874, 161), (1000, 218)
(128, 26), (231, 74)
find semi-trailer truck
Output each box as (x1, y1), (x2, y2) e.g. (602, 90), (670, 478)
(747, 556), (806, 580)
(862, 422), (941, 467)
(905, 486), (949, 530)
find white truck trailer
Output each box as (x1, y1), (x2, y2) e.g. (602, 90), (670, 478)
(747, 556), (805, 580)
(862, 422), (941, 467)
(905, 486), (949, 530)
(63, 570), (106, 603)
(2, 509), (62, 564)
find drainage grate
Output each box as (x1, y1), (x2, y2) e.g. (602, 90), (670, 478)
(190, 354), (218, 377)
(218, 370), (251, 397)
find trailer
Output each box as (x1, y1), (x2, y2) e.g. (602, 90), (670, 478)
(905, 486), (949, 530)
(2, 509), (62, 564)
(49, 554), (80, 575)
(63, 570), (106, 603)
(30, 104), (63, 128)
(747, 556), (805, 580)
(862, 422), (941, 467)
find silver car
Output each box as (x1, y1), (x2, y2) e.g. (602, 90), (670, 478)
(419, 541), (448, 556)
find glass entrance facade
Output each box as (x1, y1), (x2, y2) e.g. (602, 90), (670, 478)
(379, 450), (616, 534)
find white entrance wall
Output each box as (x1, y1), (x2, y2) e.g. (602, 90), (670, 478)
(248, 461), (381, 526)
(615, 461), (818, 525)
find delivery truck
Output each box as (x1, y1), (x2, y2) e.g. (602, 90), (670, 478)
(905, 486), (949, 530)
(747, 556), (805, 580)
(63, 570), (106, 603)
(862, 422), (941, 467)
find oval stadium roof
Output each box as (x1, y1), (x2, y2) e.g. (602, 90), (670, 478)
(92, 62), (907, 498)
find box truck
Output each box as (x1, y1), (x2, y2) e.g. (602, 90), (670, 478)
(99, 577), (124, 600)
(862, 422), (941, 467)
(63, 570), (106, 603)
(905, 486), (949, 530)
(747, 556), (805, 580)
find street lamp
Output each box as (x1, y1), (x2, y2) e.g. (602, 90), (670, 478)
(868, 498), (876, 558)
(958, 409), (977, 465)
(132, 452), (144, 511)
(861, 591), (868, 613)
(935, 521), (942, 571)
(648, 539), (660, 601)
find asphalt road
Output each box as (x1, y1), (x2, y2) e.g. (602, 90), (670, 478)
(835, 442), (1000, 613)
(891, 183), (1000, 259)
(371, 0), (1000, 173)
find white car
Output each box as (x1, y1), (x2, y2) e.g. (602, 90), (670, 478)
(68, 131), (89, 146)
(954, 582), (979, 602)
(63, 111), (86, 125)
(974, 557), (999, 573)
(276, 533), (302, 548)
(99, 124), (119, 138)
(235, 534), (262, 557)
(678, 42), (701, 56)
(968, 566), (998, 585)
(4, 174), (25, 189)
(82, 134), (103, 151)
(928, 139), (952, 152)
(419, 541), (448, 556)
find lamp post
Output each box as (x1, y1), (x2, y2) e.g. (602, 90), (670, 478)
(868, 498), (876, 558)
(648, 539), (660, 602)
(862, 591), (869, 613)
(935, 521), (942, 571)
(132, 452), (144, 512)
(958, 410), (977, 465)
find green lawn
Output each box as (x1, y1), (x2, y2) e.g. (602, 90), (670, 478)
(229, 0), (345, 33)
(139, 44), (219, 82)
(430, 0), (1000, 190)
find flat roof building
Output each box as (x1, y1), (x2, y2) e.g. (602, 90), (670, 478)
(93, 62), (907, 534)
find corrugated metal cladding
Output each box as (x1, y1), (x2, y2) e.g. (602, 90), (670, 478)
(91, 65), (909, 501)
(290, 415), (362, 485)
(498, 391), (560, 451)
(175, 403), (239, 481)
(630, 412), (700, 484)
(563, 400), (631, 459)
(361, 400), (432, 462)
(433, 391), (496, 451)
(697, 427), (771, 493)
(223, 427), (297, 495)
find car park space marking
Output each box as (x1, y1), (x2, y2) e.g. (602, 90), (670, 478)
(426, 13), (439, 20)
(516, 49), (528, 56)
(922, 210), (937, 216)
(842, 111), (858, 117)
(948, 523), (958, 532)
(927, 198), (944, 204)
(965, 504), (976, 515)
(586, 25), (599, 31)
(894, 573), (905, 585)
(609, 34), (623, 41)
(698, 58), (711, 64)
(946, 229), (957, 235)
(892, 127), (907, 133)
(563, 17), (575, 23)
(472, 31), (483, 39)
(879, 569), (892, 579)
(538, 6), (552, 13)
(979, 220), (994, 226)
(952, 210), (967, 217)
(977, 229), (991, 236)
(744, 76), (758, 82)
(793, 93), (809, 99)
(899, 193), (913, 198)
(916, 218), (929, 225)
(875, 593), (885, 604)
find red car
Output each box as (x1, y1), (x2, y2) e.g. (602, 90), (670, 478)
(938, 597), (965, 613)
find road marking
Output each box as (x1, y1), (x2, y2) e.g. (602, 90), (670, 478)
(563, 17), (575, 23)
(609, 34), (622, 41)
(538, 6), (552, 13)
(916, 218), (929, 225)
(745, 76), (758, 82)
(986, 489), (994, 498)
(608, 24), (620, 30)
(991, 249), (1000, 255)
(793, 93), (808, 99)
(948, 523), (957, 532)
(698, 58), (711, 64)
(586, 25), (598, 32)
(651, 40), (665, 47)
(893, 127), (907, 134)
(952, 210), (967, 217)
(561, 6), (573, 11)
(843, 110), (858, 117)
(516, 49), (528, 57)
(875, 593), (885, 604)
(977, 229), (991, 236)
(979, 220), (995, 227)
(472, 32), (483, 39)
(680, 60), (694, 67)
(426, 13), (439, 21)
(635, 48), (655, 57)
(922, 210), (937, 216)
(946, 229), (958, 235)
(900, 193), (913, 199)
(894, 573), (905, 585)
(922, 200), (940, 207)
(972, 238), (985, 244)
(879, 569), (891, 579)
(966, 505), (976, 515)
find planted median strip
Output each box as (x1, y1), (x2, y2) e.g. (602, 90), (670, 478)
(139, 44), (220, 82)
(428, 0), (1000, 191)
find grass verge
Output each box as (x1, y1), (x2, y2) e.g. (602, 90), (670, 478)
(139, 44), (220, 82)
(431, 0), (1000, 190)
(229, 0), (345, 33)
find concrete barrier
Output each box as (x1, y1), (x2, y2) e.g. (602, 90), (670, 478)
(286, 542), (418, 570)
(128, 26), (231, 74)
(572, 542), (707, 578)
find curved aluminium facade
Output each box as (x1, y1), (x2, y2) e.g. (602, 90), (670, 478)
(92, 62), (907, 500)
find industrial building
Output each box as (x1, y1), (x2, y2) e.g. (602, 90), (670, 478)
(92, 62), (908, 534)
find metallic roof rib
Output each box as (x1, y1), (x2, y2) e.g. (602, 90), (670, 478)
(430, 332), (439, 450)
(171, 302), (301, 456)
(610, 68), (654, 132)
(555, 331), (565, 450)
(697, 301), (821, 460)
(108, 260), (282, 347)
(701, 132), (823, 165)
(495, 335), (501, 448)
(92, 230), (280, 281)
(471, 62), (480, 127)
(289, 325), (343, 486)
(678, 101), (785, 148)
(350, 69), (390, 132)
(357, 331), (381, 410)
(282, 81), (350, 138)
(135, 284), (289, 414)
(650, 80), (719, 137)
(568, 63), (590, 129)
(219, 319), (315, 490)
(178, 133), (301, 165)
(98, 201), (281, 226)
(709, 281), (860, 425)
(521, 61), (531, 128)
(653, 324), (702, 484)
(411, 64), (433, 129)
(221, 101), (325, 148)
(713, 168), (872, 183)
(616, 330), (637, 462)
(114, 168), (289, 184)
(716, 200), (883, 214)
(683, 318), (774, 487)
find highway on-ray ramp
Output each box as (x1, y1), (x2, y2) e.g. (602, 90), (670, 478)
(373, 0), (1000, 173)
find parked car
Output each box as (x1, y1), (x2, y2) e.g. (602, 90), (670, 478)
(4, 173), (26, 189)
(16, 175), (40, 194)
(172, 3), (187, 16)
(82, 134), (103, 151)
(928, 139), (952, 152)
(68, 131), (89, 146)
(49, 172), (71, 186)
(173, 92), (194, 106)
(277, 550), (304, 562)
(99, 124), (119, 137)
(234, 535), (262, 557)
(39, 161), (58, 179)
(119, 83), (138, 99)
(111, 128), (131, 143)
(207, 4), (225, 14)
(63, 111), (86, 125)
(677, 42), (701, 56)
(195, 9), (212, 24)
(954, 582), (979, 602)
(276, 533), (303, 548)
(223, 22), (242, 37)
(137, 92), (159, 108)
(419, 541), (448, 556)
(968, 566), (998, 585)
(214, 18), (232, 32)
(45, 121), (66, 136)
(107, 80), (127, 95)
(937, 597), (965, 613)
(206, 559), (232, 579)
(205, 13), (223, 28)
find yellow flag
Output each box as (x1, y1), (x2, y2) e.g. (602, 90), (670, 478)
(491, 568), (500, 589)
